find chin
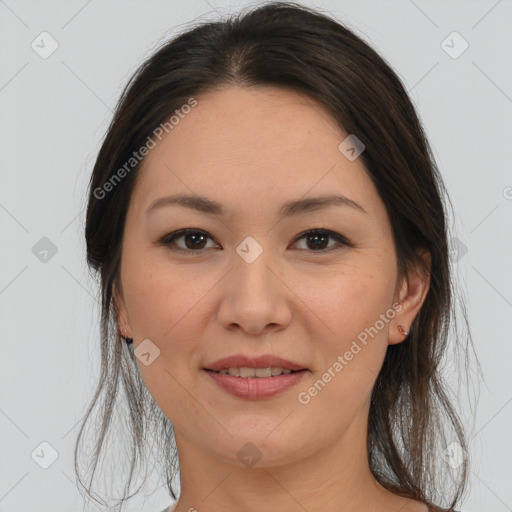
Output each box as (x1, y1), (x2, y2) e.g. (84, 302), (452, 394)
(209, 423), (309, 468)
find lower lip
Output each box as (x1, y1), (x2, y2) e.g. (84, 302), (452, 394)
(204, 369), (308, 399)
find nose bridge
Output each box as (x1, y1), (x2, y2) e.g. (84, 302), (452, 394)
(218, 241), (291, 333)
(231, 244), (276, 303)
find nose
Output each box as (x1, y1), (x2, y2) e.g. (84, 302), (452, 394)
(217, 252), (292, 336)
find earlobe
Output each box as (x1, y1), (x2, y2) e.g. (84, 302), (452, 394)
(113, 283), (133, 342)
(388, 314), (411, 346)
(389, 249), (431, 346)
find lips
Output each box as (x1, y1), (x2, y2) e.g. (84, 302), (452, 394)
(203, 354), (309, 399)
(204, 354), (307, 372)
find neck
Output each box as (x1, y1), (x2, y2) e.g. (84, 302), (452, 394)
(171, 410), (417, 512)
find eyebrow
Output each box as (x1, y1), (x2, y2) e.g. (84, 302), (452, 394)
(146, 193), (367, 217)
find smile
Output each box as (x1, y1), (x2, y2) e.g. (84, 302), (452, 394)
(204, 368), (308, 399)
(212, 367), (297, 377)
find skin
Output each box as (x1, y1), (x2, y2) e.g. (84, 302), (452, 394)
(114, 86), (431, 512)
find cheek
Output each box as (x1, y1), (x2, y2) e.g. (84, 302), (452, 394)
(294, 273), (392, 415)
(123, 257), (214, 418)
(295, 266), (393, 348)
(122, 253), (213, 341)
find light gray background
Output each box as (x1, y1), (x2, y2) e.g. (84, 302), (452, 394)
(1, 0), (511, 511)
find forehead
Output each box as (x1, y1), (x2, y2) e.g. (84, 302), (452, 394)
(157, 85), (346, 166)
(131, 85), (381, 220)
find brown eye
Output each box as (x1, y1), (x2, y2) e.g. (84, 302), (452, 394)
(158, 228), (353, 255)
(159, 229), (218, 253)
(292, 229), (353, 252)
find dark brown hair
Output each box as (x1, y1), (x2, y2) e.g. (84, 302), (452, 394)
(77, 2), (477, 510)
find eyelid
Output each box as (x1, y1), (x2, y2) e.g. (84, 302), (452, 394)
(158, 228), (354, 254)
(158, 228), (219, 253)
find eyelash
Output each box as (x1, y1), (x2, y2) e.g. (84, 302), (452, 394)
(157, 228), (354, 254)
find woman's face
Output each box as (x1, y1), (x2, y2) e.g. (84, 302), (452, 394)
(115, 85), (428, 470)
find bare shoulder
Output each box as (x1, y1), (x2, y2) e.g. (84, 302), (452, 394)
(396, 498), (456, 512)
(394, 494), (457, 512)
(398, 499), (429, 512)
(426, 504), (458, 512)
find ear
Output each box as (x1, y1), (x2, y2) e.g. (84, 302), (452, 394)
(113, 280), (132, 339)
(389, 249), (431, 346)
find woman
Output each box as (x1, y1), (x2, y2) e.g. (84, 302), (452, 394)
(76, 2), (474, 511)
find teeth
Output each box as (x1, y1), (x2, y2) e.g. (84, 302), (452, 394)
(239, 367), (255, 378)
(217, 367), (293, 377)
(255, 367), (272, 378)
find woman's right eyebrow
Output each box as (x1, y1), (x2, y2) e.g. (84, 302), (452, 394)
(145, 193), (367, 217)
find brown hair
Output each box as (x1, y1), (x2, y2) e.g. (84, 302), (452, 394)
(77, 2), (477, 510)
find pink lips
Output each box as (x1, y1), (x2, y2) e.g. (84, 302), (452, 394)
(203, 354), (308, 399)
(205, 354), (306, 372)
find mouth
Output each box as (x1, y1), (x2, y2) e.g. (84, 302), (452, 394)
(203, 368), (308, 400)
(204, 354), (307, 373)
(203, 366), (308, 399)
(205, 367), (304, 378)
(203, 354), (308, 398)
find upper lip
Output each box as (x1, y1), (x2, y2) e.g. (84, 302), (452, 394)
(205, 354), (307, 372)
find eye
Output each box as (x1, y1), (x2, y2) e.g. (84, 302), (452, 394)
(291, 229), (353, 252)
(158, 228), (219, 253)
(158, 228), (353, 254)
